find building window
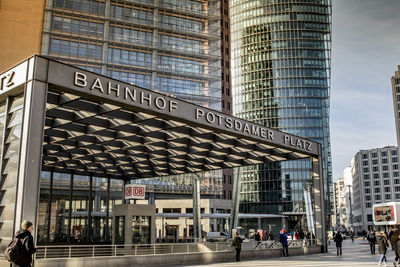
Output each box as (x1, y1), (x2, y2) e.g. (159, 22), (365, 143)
(364, 181), (370, 187)
(362, 153), (368, 159)
(395, 186), (400, 192)
(392, 150), (398, 156)
(373, 173), (379, 179)
(382, 151), (388, 157)
(366, 195), (371, 201)
(362, 160), (369, 166)
(396, 194), (400, 199)
(395, 172), (399, 177)
(385, 187), (391, 193)
(372, 159), (378, 165)
(363, 167), (369, 173)
(384, 180), (390, 185)
(375, 195), (381, 200)
(365, 188), (371, 194)
(374, 180), (380, 186)
(228, 175), (232, 184)
(394, 164), (399, 170)
(385, 194), (392, 200)
(372, 152), (378, 158)
(374, 188), (380, 193)
(372, 166), (379, 172)
(223, 175), (226, 183)
(383, 172), (389, 178)
(366, 202), (372, 208)
(393, 157), (398, 163)
(367, 214), (373, 221)
(382, 158), (388, 164)
(363, 174), (370, 180)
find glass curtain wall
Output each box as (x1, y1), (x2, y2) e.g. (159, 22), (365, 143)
(37, 172), (124, 244)
(0, 95), (24, 251)
(44, 0), (222, 110)
(230, 0), (332, 229)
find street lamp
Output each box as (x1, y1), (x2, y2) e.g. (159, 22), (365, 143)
(347, 185), (353, 230)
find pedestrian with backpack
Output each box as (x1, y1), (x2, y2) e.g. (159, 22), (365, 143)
(5, 220), (37, 267)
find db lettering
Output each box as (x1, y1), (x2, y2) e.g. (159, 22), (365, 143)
(134, 187), (144, 196)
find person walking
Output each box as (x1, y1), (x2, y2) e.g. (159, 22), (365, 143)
(279, 229), (289, 257)
(333, 231), (343, 256)
(233, 233), (243, 261)
(367, 229), (377, 255)
(391, 228), (400, 267)
(13, 220), (36, 267)
(376, 230), (389, 266)
(350, 231), (355, 242)
(254, 231), (261, 249)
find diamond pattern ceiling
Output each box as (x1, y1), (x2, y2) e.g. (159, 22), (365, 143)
(42, 90), (313, 179)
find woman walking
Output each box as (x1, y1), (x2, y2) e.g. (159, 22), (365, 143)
(376, 230), (389, 266)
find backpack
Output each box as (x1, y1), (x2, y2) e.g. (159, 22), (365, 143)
(4, 238), (24, 263)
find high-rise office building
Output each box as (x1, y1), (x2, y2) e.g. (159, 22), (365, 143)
(230, 0), (332, 230)
(392, 65), (400, 147)
(351, 146), (399, 232)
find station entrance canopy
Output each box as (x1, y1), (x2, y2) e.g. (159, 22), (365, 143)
(0, 56), (325, 251)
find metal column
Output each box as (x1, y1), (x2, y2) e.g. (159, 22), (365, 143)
(14, 57), (48, 234)
(192, 173), (201, 242)
(312, 146), (327, 253)
(229, 167), (242, 237)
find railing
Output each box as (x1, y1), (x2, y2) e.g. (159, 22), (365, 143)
(35, 239), (318, 260)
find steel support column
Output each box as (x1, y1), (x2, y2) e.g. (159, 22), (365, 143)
(14, 74), (47, 234)
(312, 145), (327, 253)
(192, 174), (201, 242)
(229, 167), (242, 237)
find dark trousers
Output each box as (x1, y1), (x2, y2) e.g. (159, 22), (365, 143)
(394, 243), (399, 261)
(235, 248), (241, 261)
(369, 243), (376, 254)
(336, 246), (342, 255)
(282, 243), (289, 256)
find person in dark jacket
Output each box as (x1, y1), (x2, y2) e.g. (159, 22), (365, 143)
(391, 228), (400, 265)
(334, 232), (343, 256)
(376, 230), (389, 266)
(13, 220), (36, 267)
(279, 229), (289, 256)
(233, 233), (243, 261)
(367, 229), (377, 255)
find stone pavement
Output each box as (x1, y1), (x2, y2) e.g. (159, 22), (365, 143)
(181, 239), (398, 267)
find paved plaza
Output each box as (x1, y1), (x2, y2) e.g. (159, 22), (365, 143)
(182, 239), (397, 267)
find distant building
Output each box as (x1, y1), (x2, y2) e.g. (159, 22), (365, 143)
(392, 66), (400, 147)
(351, 146), (399, 232)
(333, 178), (346, 229)
(343, 166), (353, 230)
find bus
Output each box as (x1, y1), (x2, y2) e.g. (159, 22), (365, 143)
(373, 202), (400, 226)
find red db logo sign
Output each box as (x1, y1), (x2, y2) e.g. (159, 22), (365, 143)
(125, 185), (146, 200)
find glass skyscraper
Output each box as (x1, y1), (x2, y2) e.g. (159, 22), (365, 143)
(230, 0), (332, 230)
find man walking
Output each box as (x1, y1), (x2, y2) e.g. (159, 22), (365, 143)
(367, 229), (377, 255)
(334, 232), (343, 256)
(279, 229), (289, 257)
(13, 220), (37, 267)
(233, 232), (243, 261)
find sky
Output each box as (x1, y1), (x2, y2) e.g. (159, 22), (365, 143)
(331, 0), (400, 180)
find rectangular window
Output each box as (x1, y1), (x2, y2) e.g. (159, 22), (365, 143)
(385, 187), (391, 192)
(375, 195), (381, 200)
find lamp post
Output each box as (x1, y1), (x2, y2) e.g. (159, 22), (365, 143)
(347, 185), (353, 230)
